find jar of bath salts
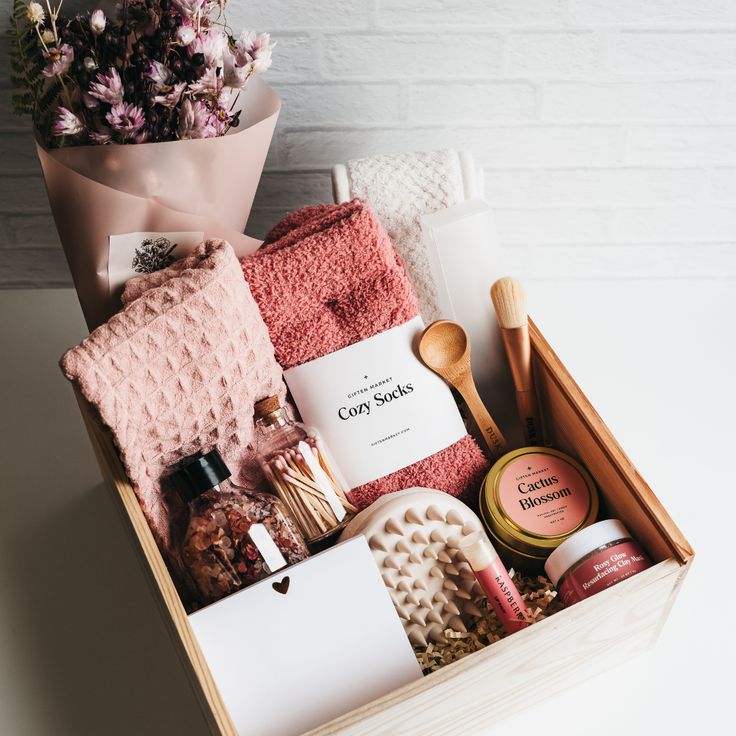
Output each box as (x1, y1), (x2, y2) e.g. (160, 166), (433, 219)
(544, 519), (651, 606)
(172, 449), (309, 605)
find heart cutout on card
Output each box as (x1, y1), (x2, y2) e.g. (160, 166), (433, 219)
(272, 576), (290, 595)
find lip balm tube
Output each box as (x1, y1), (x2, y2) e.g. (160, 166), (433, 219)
(459, 531), (528, 634)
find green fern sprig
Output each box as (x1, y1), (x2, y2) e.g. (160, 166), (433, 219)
(8, 0), (52, 122)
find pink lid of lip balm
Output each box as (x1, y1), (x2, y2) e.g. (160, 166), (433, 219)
(458, 532), (528, 634)
(459, 532), (500, 571)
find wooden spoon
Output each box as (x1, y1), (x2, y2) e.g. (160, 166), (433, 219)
(418, 320), (507, 459)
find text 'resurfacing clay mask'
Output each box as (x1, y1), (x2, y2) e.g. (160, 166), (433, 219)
(479, 447), (598, 571)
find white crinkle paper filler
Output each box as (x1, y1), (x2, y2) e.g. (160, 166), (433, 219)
(339, 487), (486, 648)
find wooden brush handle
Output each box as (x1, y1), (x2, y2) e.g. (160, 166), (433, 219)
(500, 325), (545, 446)
(515, 389), (543, 446)
(456, 376), (507, 460)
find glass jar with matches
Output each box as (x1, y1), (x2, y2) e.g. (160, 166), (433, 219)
(254, 396), (356, 546)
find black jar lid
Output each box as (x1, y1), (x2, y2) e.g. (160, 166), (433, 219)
(171, 449), (231, 502)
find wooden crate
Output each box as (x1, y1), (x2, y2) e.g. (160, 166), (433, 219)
(74, 319), (694, 736)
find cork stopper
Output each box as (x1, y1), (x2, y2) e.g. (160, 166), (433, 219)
(254, 395), (282, 418)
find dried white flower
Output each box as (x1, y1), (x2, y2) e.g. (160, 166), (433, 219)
(53, 107), (84, 137)
(247, 32), (275, 75)
(146, 60), (173, 90)
(89, 9), (106, 36)
(26, 2), (45, 25)
(83, 56), (97, 72)
(41, 29), (54, 44)
(172, 0), (203, 19)
(176, 25), (196, 46)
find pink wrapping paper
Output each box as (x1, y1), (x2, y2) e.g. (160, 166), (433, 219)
(37, 79), (279, 330)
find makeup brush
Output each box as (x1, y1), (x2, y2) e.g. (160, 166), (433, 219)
(490, 277), (543, 446)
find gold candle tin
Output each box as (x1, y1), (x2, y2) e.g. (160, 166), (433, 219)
(479, 447), (599, 571)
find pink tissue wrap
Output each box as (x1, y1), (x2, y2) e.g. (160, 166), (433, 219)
(242, 199), (490, 509)
(61, 240), (285, 597)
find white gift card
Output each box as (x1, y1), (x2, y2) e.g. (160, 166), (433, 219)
(284, 317), (467, 489)
(188, 537), (422, 736)
(108, 230), (204, 302)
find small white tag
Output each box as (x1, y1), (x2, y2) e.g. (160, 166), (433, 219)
(284, 317), (467, 489)
(108, 231), (204, 301)
(248, 523), (287, 574)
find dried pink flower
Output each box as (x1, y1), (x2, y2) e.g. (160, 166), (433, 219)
(89, 67), (124, 105)
(248, 32), (275, 74)
(172, 0), (205, 19)
(223, 48), (252, 89)
(106, 102), (146, 140)
(177, 98), (215, 139)
(176, 24), (196, 46)
(234, 30), (274, 75)
(131, 128), (149, 144)
(146, 60), (173, 91)
(53, 107), (84, 136)
(88, 125), (112, 144)
(42, 44), (74, 78)
(190, 29), (228, 67)
(152, 82), (186, 108)
(188, 67), (220, 96)
(208, 104), (231, 136)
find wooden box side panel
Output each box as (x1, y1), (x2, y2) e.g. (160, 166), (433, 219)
(306, 558), (689, 736)
(528, 320), (694, 566)
(74, 389), (237, 736)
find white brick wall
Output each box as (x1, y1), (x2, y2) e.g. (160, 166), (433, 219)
(1, 0), (736, 286)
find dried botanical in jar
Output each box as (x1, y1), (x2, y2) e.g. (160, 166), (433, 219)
(172, 449), (309, 605)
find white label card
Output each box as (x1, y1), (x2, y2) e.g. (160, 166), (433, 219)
(284, 317), (466, 489)
(108, 231), (204, 302)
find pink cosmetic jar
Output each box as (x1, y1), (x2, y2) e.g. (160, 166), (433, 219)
(544, 519), (651, 606)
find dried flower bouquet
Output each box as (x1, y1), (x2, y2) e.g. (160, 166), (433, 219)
(9, 0), (275, 147)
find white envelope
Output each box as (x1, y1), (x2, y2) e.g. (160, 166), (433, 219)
(188, 536), (422, 736)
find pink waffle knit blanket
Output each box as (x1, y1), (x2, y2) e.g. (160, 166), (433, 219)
(61, 240), (285, 595)
(242, 199), (489, 509)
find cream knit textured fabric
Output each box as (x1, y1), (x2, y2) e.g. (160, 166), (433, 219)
(335, 149), (469, 324)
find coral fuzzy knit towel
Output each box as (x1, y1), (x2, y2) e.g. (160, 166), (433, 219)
(61, 240), (285, 594)
(241, 199), (489, 510)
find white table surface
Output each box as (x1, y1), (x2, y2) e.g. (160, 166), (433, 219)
(1, 281), (733, 735)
